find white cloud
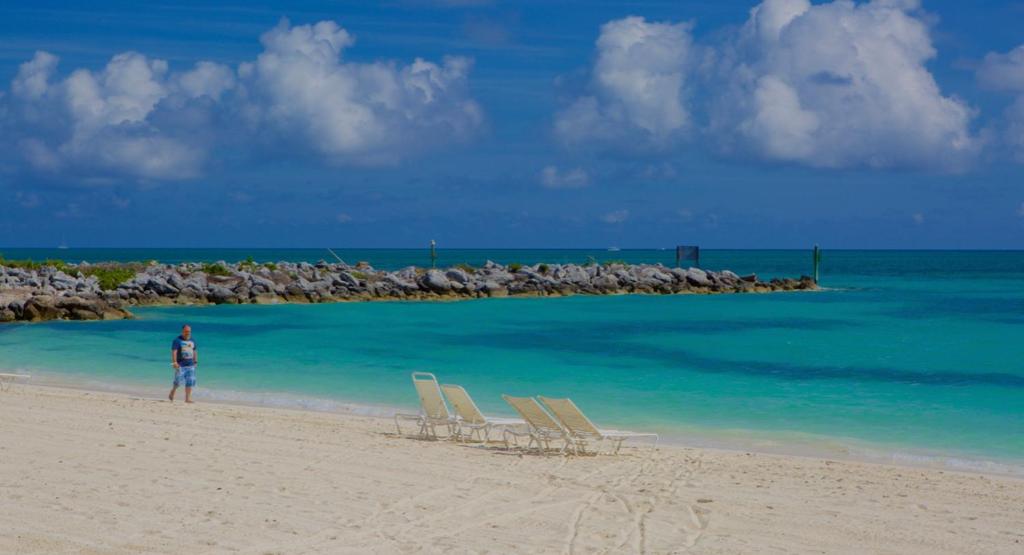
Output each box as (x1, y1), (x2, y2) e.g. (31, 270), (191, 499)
(978, 45), (1024, 93)
(978, 45), (1024, 162)
(709, 0), (977, 170)
(558, 2), (978, 171)
(554, 16), (694, 148)
(1009, 98), (1024, 162)
(237, 20), (482, 165)
(600, 209), (629, 224)
(10, 51), (58, 100)
(0, 20), (484, 182)
(539, 165), (589, 188)
(1016, 202), (1024, 218)
(4, 51), (211, 180)
(336, 212), (353, 223)
(177, 61), (236, 100)
(912, 212), (925, 225)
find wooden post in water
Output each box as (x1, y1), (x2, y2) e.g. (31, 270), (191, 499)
(813, 244), (821, 284)
(430, 239), (437, 269)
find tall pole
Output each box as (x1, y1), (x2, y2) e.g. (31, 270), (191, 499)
(430, 239), (437, 269)
(813, 244), (821, 284)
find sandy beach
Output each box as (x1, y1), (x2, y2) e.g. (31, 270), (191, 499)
(0, 385), (1020, 554)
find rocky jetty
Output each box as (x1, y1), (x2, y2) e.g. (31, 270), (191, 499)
(0, 260), (817, 323)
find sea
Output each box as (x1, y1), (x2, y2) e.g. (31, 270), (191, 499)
(1, 248), (1022, 475)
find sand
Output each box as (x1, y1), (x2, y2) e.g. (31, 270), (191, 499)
(1, 385), (1022, 554)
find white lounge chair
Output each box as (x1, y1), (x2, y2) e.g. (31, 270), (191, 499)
(440, 384), (524, 443)
(539, 396), (658, 455)
(0, 373), (30, 392)
(394, 372), (455, 440)
(501, 395), (573, 456)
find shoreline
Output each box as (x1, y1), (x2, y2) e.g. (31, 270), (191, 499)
(17, 370), (1024, 480)
(3, 382), (1023, 554)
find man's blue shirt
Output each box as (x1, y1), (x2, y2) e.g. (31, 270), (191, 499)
(172, 336), (197, 366)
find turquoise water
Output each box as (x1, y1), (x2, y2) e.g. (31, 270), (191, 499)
(1, 249), (1022, 472)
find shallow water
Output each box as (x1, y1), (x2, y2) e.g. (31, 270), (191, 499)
(1, 249), (1022, 472)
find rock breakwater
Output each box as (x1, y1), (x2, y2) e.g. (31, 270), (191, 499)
(0, 260), (817, 323)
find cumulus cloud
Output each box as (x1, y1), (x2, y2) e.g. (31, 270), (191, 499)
(709, 0), (977, 170)
(558, 1), (978, 171)
(4, 51), (214, 180)
(237, 20), (482, 164)
(539, 165), (589, 188)
(978, 44), (1024, 161)
(0, 19), (483, 182)
(554, 16), (695, 148)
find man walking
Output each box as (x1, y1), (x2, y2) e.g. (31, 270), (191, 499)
(169, 324), (198, 403)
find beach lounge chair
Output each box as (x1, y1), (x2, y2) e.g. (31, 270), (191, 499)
(440, 384), (524, 443)
(0, 373), (30, 392)
(394, 372), (455, 440)
(539, 396), (659, 455)
(501, 395), (573, 456)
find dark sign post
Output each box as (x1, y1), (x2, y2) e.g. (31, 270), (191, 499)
(675, 245), (699, 268)
(813, 245), (821, 284)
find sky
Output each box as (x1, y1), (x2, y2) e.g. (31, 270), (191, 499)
(1, 0), (1023, 249)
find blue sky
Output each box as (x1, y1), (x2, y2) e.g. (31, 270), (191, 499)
(1, 0), (1023, 249)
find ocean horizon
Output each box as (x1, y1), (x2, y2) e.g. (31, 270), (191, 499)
(2, 248), (1023, 475)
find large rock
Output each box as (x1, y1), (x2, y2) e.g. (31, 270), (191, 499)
(145, 275), (180, 296)
(384, 274), (419, 292)
(22, 295), (63, 321)
(420, 270), (452, 293)
(50, 271), (79, 291)
(207, 285), (238, 304)
(593, 274), (620, 291)
(249, 274), (276, 294)
(445, 268), (471, 285)
(336, 272), (362, 288)
(480, 281), (507, 297)
(684, 268), (711, 287)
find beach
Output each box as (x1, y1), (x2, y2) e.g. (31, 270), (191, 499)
(2, 384), (1022, 554)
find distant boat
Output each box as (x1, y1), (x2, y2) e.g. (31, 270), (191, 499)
(57, 237), (69, 250)
(607, 247), (621, 252)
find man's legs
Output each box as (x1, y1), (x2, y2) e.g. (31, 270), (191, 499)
(183, 367), (196, 403)
(168, 384), (178, 401)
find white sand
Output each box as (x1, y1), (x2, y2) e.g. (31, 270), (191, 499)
(2, 385), (1022, 554)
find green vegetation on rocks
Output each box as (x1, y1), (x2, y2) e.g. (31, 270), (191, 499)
(202, 263), (232, 276)
(0, 255), (69, 272)
(81, 267), (137, 290)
